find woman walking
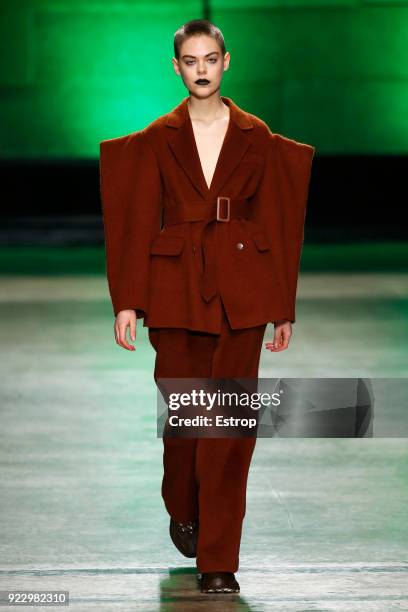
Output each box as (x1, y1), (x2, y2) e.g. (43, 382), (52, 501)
(100, 18), (315, 594)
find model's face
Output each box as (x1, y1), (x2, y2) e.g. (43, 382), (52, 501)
(173, 35), (230, 97)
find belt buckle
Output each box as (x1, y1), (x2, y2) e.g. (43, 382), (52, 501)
(217, 196), (230, 222)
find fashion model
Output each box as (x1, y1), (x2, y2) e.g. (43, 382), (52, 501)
(99, 19), (315, 594)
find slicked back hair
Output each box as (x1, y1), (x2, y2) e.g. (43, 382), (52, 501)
(174, 19), (226, 60)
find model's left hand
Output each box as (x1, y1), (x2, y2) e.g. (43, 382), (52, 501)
(265, 320), (292, 352)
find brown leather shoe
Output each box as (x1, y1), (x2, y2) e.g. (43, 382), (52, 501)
(198, 571), (240, 593)
(169, 517), (199, 558)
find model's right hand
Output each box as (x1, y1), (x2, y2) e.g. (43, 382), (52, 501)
(114, 310), (137, 351)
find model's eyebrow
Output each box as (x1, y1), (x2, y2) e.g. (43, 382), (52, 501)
(182, 52), (219, 59)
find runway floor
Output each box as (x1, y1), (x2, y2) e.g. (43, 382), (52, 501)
(0, 266), (407, 610)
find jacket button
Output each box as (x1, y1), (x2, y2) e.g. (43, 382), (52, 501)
(236, 242), (244, 250)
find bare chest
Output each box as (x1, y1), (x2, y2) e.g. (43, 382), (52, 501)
(190, 116), (230, 191)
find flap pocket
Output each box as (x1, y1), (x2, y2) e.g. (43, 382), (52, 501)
(252, 230), (271, 252)
(150, 234), (185, 256)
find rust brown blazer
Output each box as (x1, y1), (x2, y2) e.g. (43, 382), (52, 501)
(99, 95), (315, 334)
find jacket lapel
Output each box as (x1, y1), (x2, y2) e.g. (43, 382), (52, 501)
(166, 95), (254, 200)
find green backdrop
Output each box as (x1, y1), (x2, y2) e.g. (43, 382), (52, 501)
(1, 0), (407, 158)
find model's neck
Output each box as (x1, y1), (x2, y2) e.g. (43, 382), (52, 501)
(187, 94), (229, 122)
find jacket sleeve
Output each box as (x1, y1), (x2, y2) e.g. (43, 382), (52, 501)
(99, 130), (163, 318)
(250, 130), (315, 324)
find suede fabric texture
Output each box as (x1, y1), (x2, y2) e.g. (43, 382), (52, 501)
(99, 95), (315, 334)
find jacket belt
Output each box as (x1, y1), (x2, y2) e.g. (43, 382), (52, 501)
(163, 197), (250, 303)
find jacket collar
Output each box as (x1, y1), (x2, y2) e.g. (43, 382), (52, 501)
(165, 96), (254, 200)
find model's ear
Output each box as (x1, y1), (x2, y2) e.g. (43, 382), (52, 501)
(223, 51), (231, 71)
(99, 131), (163, 318)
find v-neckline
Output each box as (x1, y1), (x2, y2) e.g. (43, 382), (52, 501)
(186, 102), (232, 194)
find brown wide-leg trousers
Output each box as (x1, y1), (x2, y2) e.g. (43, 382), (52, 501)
(148, 302), (267, 573)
